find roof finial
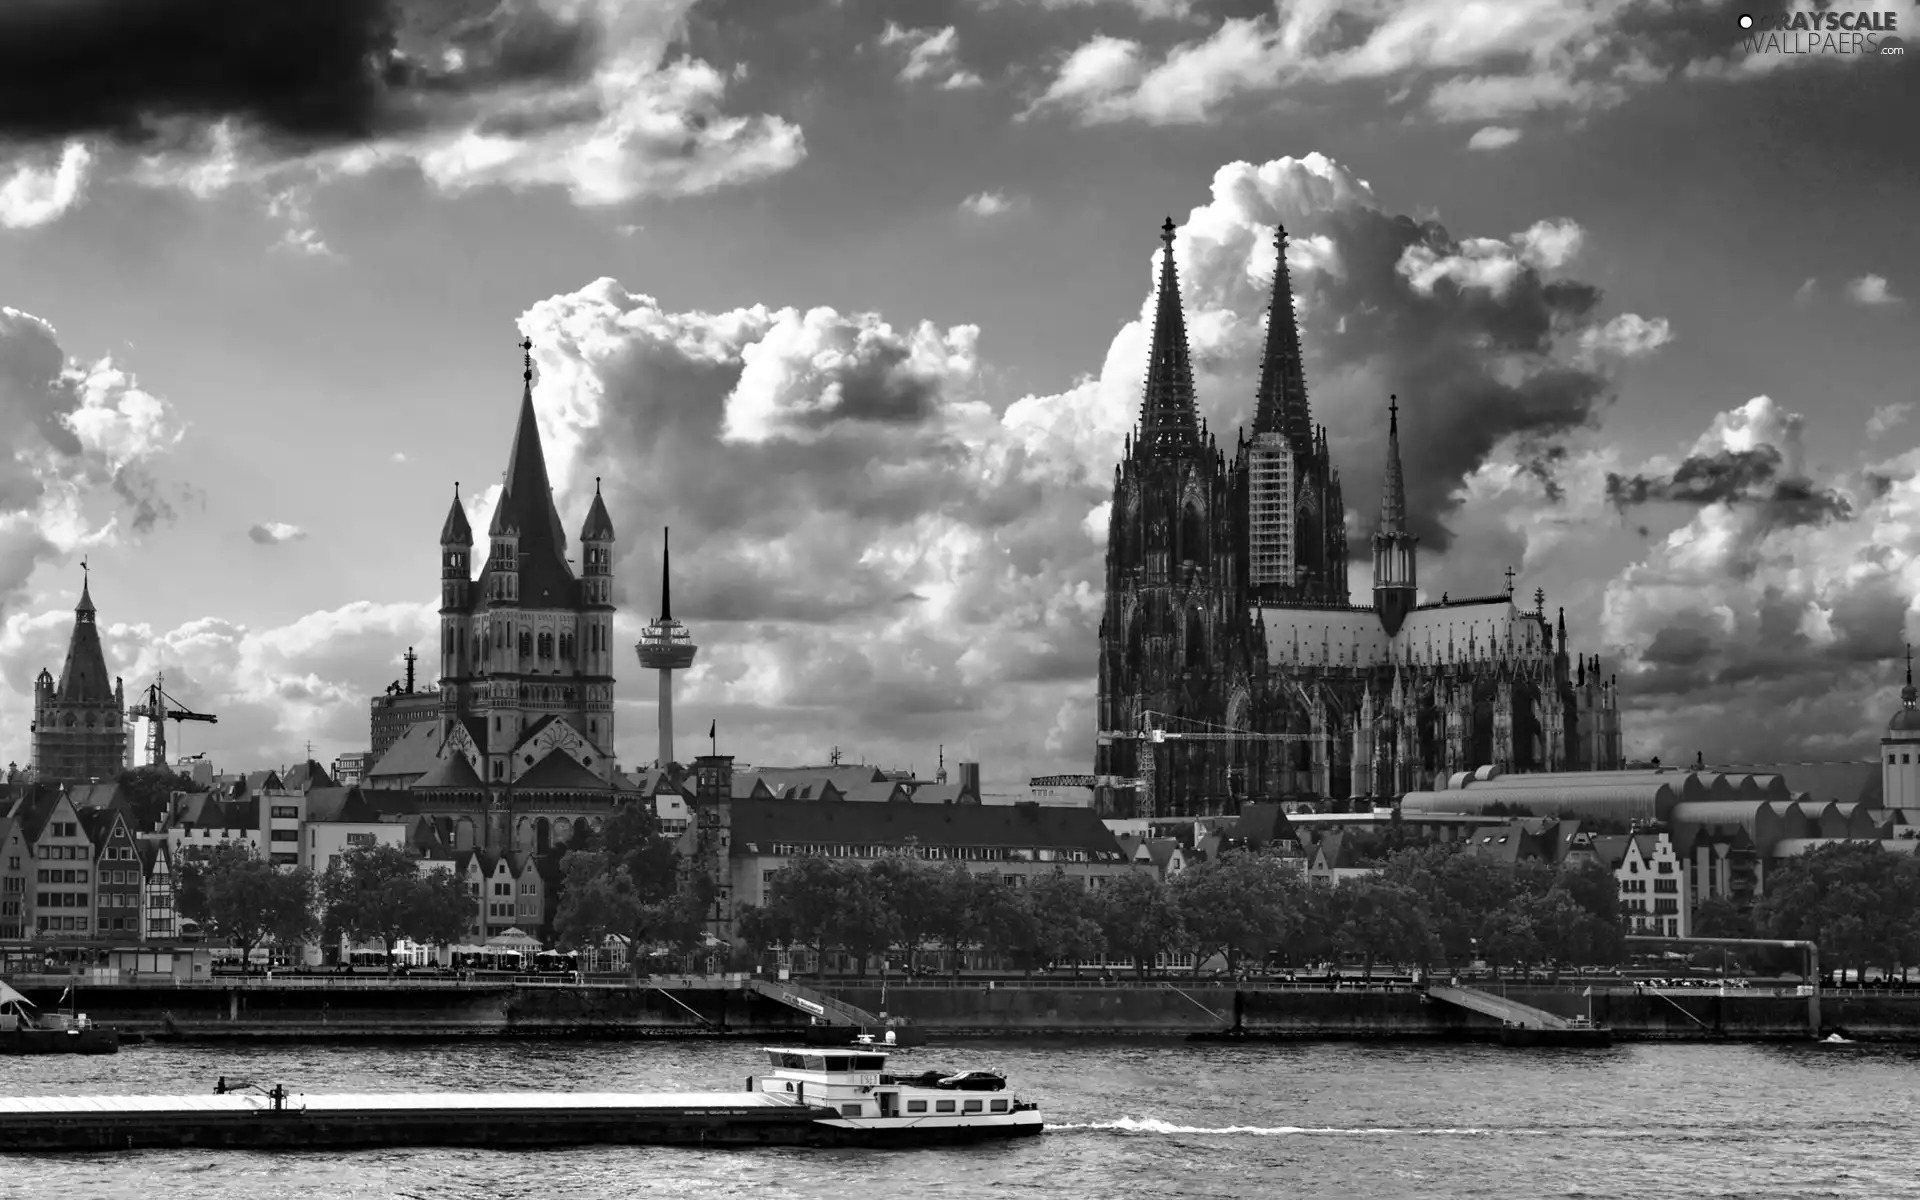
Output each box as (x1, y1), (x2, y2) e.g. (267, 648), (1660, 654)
(520, 336), (533, 384)
(595, 476), (602, 495)
(1905, 642), (1916, 707)
(1160, 215), (1176, 250)
(1504, 565), (1516, 595)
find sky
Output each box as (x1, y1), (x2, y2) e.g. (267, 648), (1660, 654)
(0, 0), (1916, 788)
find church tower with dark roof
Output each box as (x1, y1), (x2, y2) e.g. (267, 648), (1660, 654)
(31, 567), (127, 783)
(427, 339), (624, 851)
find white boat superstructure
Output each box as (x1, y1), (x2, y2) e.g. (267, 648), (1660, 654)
(752, 1047), (1044, 1137)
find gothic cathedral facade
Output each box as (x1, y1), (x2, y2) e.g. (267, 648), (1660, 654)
(1095, 220), (1623, 819)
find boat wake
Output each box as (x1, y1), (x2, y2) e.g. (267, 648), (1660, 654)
(1052, 1117), (1495, 1137)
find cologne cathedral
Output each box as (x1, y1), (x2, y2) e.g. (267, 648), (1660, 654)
(1094, 219), (1623, 819)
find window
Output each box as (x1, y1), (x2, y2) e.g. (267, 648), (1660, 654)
(907, 1100), (927, 1114)
(272, 806), (299, 819)
(839, 1104), (861, 1117)
(990, 1100), (1009, 1112)
(963, 1100), (983, 1113)
(935, 1100), (956, 1113)
(271, 830), (298, 842)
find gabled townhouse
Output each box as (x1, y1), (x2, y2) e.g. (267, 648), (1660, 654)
(165, 792), (263, 864)
(0, 798), (28, 939)
(504, 851), (547, 941)
(1593, 831), (1691, 939)
(451, 850), (489, 942)
(138, 836), (175, 940)
(479, 851), (526, 940)
(24, 789), (97, 937)
(80, 801), (144, 939)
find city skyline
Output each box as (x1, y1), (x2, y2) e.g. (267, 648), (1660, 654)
(1, 0), (1916, 783)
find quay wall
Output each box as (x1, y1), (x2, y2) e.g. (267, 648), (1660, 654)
(16, 979), (1920, 1042)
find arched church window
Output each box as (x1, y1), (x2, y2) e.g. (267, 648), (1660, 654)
(520, 632), (533, 657)
(1180, 503), (1205, 563)
(1186, 610), (1207, 669)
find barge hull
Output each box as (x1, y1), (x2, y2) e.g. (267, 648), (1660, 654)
(0, 1094), (1045, 1152)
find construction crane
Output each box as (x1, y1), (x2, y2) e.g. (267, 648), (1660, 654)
(1065, 710), (1331, 814)
(126, 670), (218, 769)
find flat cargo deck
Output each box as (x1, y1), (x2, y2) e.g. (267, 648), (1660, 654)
(0, 1090), (849, 1152)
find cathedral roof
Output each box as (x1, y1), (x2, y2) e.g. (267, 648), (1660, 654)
(414, 751), (486, 790)
(54, 574), (116, 706)
(440, 487), (473, 546)
(483, 357), (578, 606)
(514, 752), (609, 792)
(580, 480), (614, 542)
(1134, 217), (1201, 459)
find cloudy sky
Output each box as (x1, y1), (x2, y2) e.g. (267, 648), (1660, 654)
(0, 0), (1916, 786)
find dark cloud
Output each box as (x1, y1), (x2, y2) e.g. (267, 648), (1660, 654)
(0, 0), (602, 151)
(1297, 208), (1612, 555)
(1605, 444), (1852, 528)
(113, 466), (175, 534)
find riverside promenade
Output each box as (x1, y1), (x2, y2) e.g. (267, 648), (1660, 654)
(12, 973), (1920, 1042)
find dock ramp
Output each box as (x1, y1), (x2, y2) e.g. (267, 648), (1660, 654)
(747, 979), (882, 1027)
(1426, 985), (1571, 1030)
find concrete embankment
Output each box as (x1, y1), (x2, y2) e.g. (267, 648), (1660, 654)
(17, 979), (1920, 1042)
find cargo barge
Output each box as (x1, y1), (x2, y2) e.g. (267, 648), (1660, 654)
(0, 1046), (1043, 1151)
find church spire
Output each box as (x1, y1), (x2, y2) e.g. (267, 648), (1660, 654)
(487, 337), (570, 552)
(1253, 224), (1311, 447)
(1905, 643), (1916, 707)
(1371, 395), (1418, 638)
(76, 558), (95, 622)
(1379, 394), (1407, 535)
(1135, 217), (1200, 458)
(56, 567), (114, 703)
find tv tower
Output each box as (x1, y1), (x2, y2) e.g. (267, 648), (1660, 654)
(635, 527), (698, 769)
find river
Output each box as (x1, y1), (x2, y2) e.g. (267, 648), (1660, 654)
(2, 1038), (1914, 1198)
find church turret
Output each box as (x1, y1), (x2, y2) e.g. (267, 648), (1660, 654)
(441, 482), (473, 611)
(580, 477), (615, 609)
(32, 565), (128, 782)
(1371, 395), (1418, 637)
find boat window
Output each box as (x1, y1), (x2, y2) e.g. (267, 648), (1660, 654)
(840, 1104), (861, 1117)
(963, 1100), (983, 1113)
(907, 1100), (928, 1113)
(936, 1100), (956, 1113)
(805, 1057), (828, 1072)
(823, 1056), (851, 1072)
(853, 1056), (886, 1070)
(990, 1100), (1009, 1113)
(781, 1054), (806, 1069)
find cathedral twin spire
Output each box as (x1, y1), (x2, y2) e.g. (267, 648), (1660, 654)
(1253, 225), (1313, 449)
(1134, 217), (1203, 458)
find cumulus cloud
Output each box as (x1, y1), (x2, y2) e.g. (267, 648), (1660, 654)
(391, 451), (410, 464)
(247, 522), (308, 545)
(1601, 393), (1920, 762)
(880, 23), (983, 90)
(1845, 274), (1903, 306)
(1576, 313), (1673, 365)
(960, 190), (1023, 218)
(0, 0), (805, 226)
(1466, 125), (1522, 151)
(1868, 403), (1912, 439)
(0, 142), (93, 229)
(0, 307), (185, 610)
(1023, 0), (1873, 127)
(1018, 0), (1195, 18)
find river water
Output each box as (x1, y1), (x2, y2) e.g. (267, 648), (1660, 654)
(2, 1038), (1914, 1198)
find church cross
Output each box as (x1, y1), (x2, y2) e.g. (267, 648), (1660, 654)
(1504, 566), (1516, 594)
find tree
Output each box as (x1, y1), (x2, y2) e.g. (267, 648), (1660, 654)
(1330, 881), (1432, 980)
(550, 801), (693, 977)
(1174, 852), (1304, 976)
(926, 862), (987, 975)
(323, 844), (472, 972)
(867, 854), (948, 971)
(1027, 870), (1106, 975)
(976, 879), (1044, 975)
(175, 844), (319, 966)
(1098, 870), (1185, 978)
(757, 856), (851, 975)
(1476, 901), (1542, 978)
(1756, 843), (1920, 980)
